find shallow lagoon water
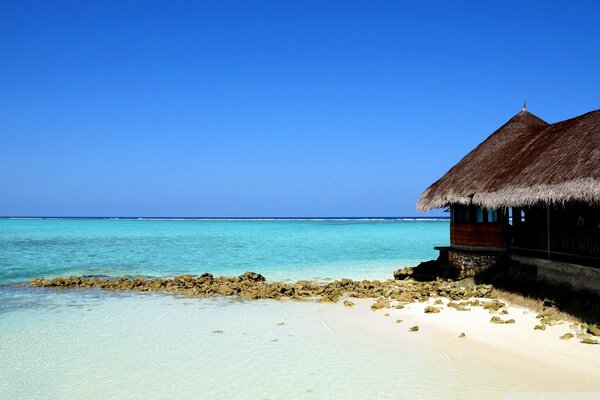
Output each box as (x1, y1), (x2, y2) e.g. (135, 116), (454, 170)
(0, 218), (448, 283)
(0, 287), (541, 400)
(1, 218), (543, 399)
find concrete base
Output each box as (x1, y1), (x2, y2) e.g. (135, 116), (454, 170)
(509, 255), (600, 293)
(448, 249), (505, 280)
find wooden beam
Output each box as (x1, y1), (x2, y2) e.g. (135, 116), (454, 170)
(547, 205), (551, 258)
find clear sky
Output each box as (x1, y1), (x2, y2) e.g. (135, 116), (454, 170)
(1, 1), (599, 217)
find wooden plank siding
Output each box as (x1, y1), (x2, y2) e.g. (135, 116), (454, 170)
(451, 223), (508, 249)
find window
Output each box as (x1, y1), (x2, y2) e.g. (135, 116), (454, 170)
(451, 205), (502, 224)
(476, 208), (484, 223)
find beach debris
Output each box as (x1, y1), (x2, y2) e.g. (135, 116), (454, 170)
(424, 306), (441, 314)
(587, 324), (600, 337)
(490, 316), (514, 324)
(319, 294), (338, 303)
(447, 301), (470, 311)
(577, 332), (593, 340)
(458, 332), (466, 338)
(343, 300), (355, 308)
(277, 322), (286, 326)
(409, 325), (419, 332)
(371, 297), (391, 310)
(559, 333), (574, 340)
(212, 330), (223, 334)
(535, 310), (563, 327)
(580, 338), (599, 345)
(483, 300), (506, 312)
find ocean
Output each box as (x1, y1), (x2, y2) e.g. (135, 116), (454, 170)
(0, 218), (449, 284)
(2, 218), (546, 399)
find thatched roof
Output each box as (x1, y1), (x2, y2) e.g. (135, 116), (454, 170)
(417, 108), (600, 211)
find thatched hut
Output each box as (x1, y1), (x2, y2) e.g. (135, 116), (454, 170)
(418, 106), (600, 291)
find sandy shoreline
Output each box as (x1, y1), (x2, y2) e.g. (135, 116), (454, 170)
(20, 273), (600, 395)
(324, 297), (600, 392)
(2, 281), (600, 399)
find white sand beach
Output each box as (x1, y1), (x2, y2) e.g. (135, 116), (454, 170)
(1, 286), (599, 399)
(326, 297), (600, 393)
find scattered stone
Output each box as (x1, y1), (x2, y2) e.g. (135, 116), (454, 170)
(587, 324), (600, 337)
(371, 297), (391, 310)
(580, 338), (599, 345)
(212, 330), (223, 334)
(434, 298), (443, 305)
(534, 324), (546, 331)
(383, 313), (390, 317)
(395, 319), (403, 324)
(343, 300), (355, 308)
(409, 325), (419, 332)
(577, 333), (593, 340)
(424, 306), (441, 314)
(277, 322), (285, 326)
(500, 309), (509, 315)
(490, 316), (504, 324)
(458, 332), (466, 338)
(559, 333), (574, 340)
(483, 300), (506, 312)
(505, 319), (515, 324)
(447, 301), (470, 311)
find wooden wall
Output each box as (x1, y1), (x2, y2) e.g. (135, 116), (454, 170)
(451, 223), (508, 249)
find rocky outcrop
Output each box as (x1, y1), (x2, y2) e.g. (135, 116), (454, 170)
(394, 259), (447, 281)
(29, 272), (497, 305)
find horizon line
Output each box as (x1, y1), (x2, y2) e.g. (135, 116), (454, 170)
(0, 216), (449, 220)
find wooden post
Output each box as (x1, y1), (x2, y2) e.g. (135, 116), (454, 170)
(546, 204), (551, 257)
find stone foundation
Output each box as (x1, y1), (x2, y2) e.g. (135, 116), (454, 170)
(448, 249), (505, 279)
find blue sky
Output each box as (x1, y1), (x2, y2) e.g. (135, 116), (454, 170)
(1, 1), (599, 217)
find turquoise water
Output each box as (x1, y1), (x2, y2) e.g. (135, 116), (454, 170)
(0, 288), (546, 400)
(0, 218), (448, 284)
(2, 219), (594, 399)
(1, 218), (468, 400)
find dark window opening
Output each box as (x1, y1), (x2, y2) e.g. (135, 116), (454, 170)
(451, 205), (503, 224)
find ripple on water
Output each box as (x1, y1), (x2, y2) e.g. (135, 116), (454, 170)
(0, 288), (548, 399)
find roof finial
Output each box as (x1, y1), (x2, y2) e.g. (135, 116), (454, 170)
(522, 100), (527, 112)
